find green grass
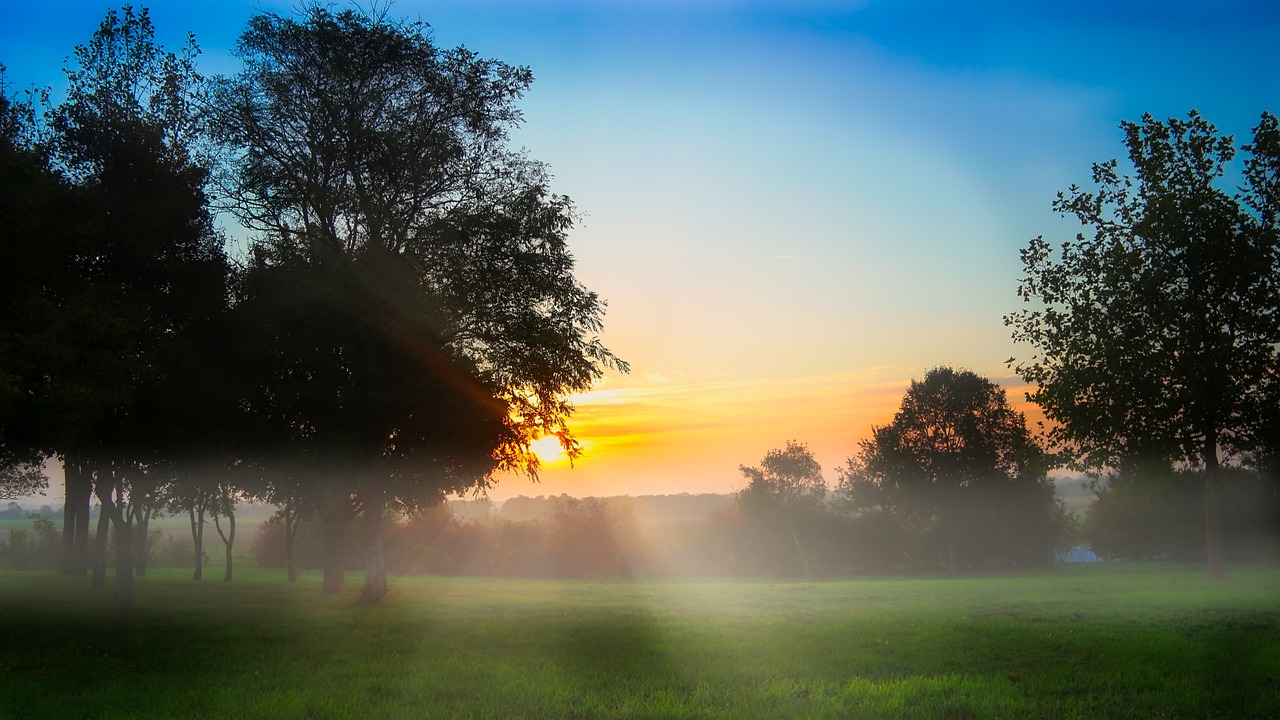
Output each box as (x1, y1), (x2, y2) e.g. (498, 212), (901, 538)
(2, 563), (1278, 719)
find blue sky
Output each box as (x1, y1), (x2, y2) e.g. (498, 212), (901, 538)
(3, 1), (1277, 499)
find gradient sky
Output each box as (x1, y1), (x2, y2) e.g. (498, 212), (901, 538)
(3, 1), (1277, 501)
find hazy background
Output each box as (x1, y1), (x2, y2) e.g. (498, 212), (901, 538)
(3, 0), (1276, 499)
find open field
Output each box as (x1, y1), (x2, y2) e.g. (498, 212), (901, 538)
(1, 563), (1277, 719)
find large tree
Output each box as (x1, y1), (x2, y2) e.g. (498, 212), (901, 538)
(1006, 111), (1280, 579)
(207, 5), (625, 603)
(837, 367), (1060, 572)
(0, 72), (63, 525)
(0, 8), (230, 607)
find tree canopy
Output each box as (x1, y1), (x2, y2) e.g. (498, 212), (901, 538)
(1006, 110), (1280, 578)
(837, 367), (1060, 571)
(738, 440), (827, 513)
(205, 5), (626, 601)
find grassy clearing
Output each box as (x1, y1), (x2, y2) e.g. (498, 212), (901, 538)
(1, 563), (1277, 719)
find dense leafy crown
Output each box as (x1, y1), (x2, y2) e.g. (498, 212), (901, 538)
(206, 6), (625, 489)
(1007, 111), (1280, 472)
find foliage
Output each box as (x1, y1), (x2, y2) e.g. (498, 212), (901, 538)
(1, 7), (230, 601)
(837, 367), (1064, 571)
(737, 440), (827, 512)
(145, 529), (200, 569)
(733, 441), (834, 577)
(207, 4), (625, 478)
(0, 514), (60, 569)
(1008, 110), (1280, 471)
(1007, 110), (1280, 577)
(0, 69), (73, 469)
(547, 497), (644, 579)
(1085, 463), (1280, 561)
(205, 4), (624, 600)
(45, 5), (228, 464)
(1083, 462), (1204, 561)
(253, 500), (649, 580)
(0, 462), (46, 501)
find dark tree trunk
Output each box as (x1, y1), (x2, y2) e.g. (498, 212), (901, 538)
(90, 471), (111, 590)
(1204, 437), (1226, 580)
(112, 496), (135, 611)
(189, 505), (205, 580)
(59, 459), (85, 574)
(134, 505), (152, 577)
(360, 481), (387, 604)
(72, 464), (92, 574)
(97, 467), (135, 611)
(321, 516), (345, 595)
(284, 500), (298, 583)
(213, 509), (235, 582)
(318, 485), (353, 595)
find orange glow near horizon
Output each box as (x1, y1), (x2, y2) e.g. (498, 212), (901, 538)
(493, 366), (1050, 501)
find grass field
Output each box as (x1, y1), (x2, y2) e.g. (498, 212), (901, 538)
(1, 563), (1277, 719)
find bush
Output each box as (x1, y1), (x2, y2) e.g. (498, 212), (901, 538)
(0, 514), (60, 570)
(147, 529), (199, 568)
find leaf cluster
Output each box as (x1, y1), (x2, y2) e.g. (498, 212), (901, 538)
(1007, 111), (1280, 472)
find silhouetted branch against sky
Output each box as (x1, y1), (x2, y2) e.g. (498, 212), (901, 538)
(1, 0), (1274, 498)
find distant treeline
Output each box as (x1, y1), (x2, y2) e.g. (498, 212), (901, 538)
(243, 473), (1279, 581)
(479, 493), (735, 526)
(1, 502), (67, 521)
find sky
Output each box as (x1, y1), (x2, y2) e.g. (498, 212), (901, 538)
(2, 0), (1277, 502)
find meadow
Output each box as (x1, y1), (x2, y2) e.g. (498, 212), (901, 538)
(1, 563), (1277, 719)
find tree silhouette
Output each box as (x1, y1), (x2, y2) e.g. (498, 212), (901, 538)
(57, 8), (227, 609)
(0, 8), (231, 608)
(1007, 111), (1280, 579)
(206, 6), (625, 602)
(838, 367), (1059, 572)
(0, 72), (70, 542)
(737, 440), (828, 577)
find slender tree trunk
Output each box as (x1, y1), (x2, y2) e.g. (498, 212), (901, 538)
(59, 458), (94, 575)
(789, 524), (811, 580)
(134, 505), (151, 577)
(318, 484), (352, 595)
(947, 519), (960, 575)
(113, 484), (134, 607)
(360, 480), (387, 604)
(1204, 437), (1226, 580)
(90, 470), (111, 590)
(114, 523), (134, 609)
(60, 484), (77, 574)
(72, 468), (91, 575)
(285, 501), (298, 583)
(108, 471), (135, 611)
(189, 505), (204, 580)
(213, 510), (236, 582)
(321, 516), (345, 595)
(59, 459), (82, 574)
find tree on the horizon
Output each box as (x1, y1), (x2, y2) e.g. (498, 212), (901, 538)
(205, 5), (626, 603)
(737, 440), (828, 577)
(1006, 110), (1280, 579)
(837, 367), (1062, 572)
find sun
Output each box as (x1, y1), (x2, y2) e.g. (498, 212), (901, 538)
(530, 435), (567, 465)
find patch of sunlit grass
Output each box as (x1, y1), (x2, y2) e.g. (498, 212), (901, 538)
(1, 564), (1278, 718)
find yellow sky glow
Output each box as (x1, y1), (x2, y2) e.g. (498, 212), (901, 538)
(494, 366), (1049, 500)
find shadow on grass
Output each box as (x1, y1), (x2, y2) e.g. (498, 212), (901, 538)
(4, 570), (1279, 719)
